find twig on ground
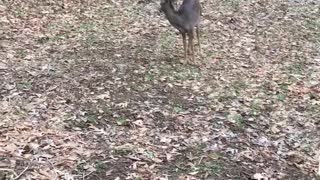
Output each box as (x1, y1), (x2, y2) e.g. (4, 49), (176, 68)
(13, 164), (30, 180)
(83, 171), (95, 180)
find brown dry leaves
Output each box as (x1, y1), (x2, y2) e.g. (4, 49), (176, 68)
(1, 0), (320, 179)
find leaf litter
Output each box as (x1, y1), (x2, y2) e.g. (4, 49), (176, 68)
(0, 0), (319, 179)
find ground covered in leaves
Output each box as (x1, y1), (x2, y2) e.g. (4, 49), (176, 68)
(0, 0), (320, 179)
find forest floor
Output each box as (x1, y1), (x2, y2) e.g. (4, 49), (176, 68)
(0, 0), (320, 179)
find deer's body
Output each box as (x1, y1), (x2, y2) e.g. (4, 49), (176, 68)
(160, 0), (201, 63)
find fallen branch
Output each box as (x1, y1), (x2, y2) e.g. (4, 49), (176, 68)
(13, 164), (30, 180)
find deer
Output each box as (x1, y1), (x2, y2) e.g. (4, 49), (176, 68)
(160, 0), (201, 64)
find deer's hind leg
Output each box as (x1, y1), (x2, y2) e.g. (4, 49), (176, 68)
(196, 25), (201, 56)
(187, 30), (195, 63)
(181, 32), (187, 63)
